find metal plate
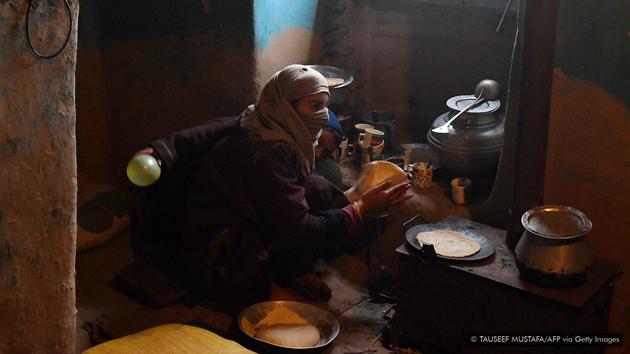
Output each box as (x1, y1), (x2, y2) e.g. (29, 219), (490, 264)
(521, 204), (592, 239)
(306, 65), (354, 89)
(238, 301), (339, 351)
(446, 95), (500, 114)
(405, 222), (495, 261)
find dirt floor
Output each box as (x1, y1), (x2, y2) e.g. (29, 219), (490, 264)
(73, 160), (462, 354)
(75, 229), (398, 353)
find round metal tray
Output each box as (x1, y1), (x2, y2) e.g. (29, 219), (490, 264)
(405, 223), (495, 261)
(237, 301), (339, 352)
(306, 65), (354, 89)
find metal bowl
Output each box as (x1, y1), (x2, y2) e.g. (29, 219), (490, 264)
(237, 301), (339, 352)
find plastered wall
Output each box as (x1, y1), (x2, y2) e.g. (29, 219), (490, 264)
(76, 0), (257, 184)
(254, 0), (323, 87)
(545, 1), (630, 349)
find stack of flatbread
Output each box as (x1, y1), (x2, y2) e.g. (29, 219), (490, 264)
(326, 77), (344, 87)
(255, 323), (320, 348)
(416, 230), (480, 258)
(248, 306), (321, 348)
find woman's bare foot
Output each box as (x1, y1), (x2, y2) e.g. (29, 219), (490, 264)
(291, 272), (332, 301)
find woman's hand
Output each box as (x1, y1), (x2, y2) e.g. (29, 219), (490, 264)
(133, 147), (161, 166)
(355, 180), (412, 217)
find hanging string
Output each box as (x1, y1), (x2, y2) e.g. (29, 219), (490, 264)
(25, 0), (73, 59)
(496, 0), (515, 33)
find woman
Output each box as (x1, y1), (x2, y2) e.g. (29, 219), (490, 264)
(134, 65), (410, 304)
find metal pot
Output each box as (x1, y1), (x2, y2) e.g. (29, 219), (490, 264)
(515, 205), (593, 288)
(427, 95), (504, 176)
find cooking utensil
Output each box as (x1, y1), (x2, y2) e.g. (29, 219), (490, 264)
(405, 220), (495, 262)
(515, 205), (593, 287)
(432, 79), (500, 134)
(402, 212), (428, 229)
(426, 94), (503, 177)
(237, 301), (339, 353)
(306, 64), (353, 108)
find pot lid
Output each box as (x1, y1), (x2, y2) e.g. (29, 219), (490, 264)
(447, 95), (500, 114)
(521, 205), (592, 239)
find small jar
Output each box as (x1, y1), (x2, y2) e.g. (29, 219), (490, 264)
(410, 162), (433, 190)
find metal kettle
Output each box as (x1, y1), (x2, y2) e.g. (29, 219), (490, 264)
(515, 205), (593, 288)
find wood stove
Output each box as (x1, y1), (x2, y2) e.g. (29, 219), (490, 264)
(391, 217), (618, 354)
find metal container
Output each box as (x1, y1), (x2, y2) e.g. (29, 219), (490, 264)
(515, 205), (593, 288)
(237, 301), (339, 353)
(427, 95), (504, 176)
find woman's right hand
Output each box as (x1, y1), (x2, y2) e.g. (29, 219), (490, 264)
(355, 180), (412, 217)
(133, 147), (161, 166)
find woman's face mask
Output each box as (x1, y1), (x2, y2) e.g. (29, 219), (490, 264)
(302, 108), (329, 142)
(292, 92), (330, 141)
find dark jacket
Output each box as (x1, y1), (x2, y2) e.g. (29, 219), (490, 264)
(130, 117), (349, 302)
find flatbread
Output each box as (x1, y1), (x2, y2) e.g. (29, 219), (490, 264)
(255, 323), (320, 348)
(416, 230), (480, 258)
(326, 77), (344, 87)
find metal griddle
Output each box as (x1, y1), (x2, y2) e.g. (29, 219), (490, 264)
(405, 217), (495, 261)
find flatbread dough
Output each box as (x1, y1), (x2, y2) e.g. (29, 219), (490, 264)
(255, 323), (320, 348)
(416, 230), (480, 258)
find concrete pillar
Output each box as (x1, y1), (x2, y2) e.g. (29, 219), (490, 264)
(0, 1), (79, 353)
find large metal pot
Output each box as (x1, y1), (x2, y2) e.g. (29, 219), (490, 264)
(515, 205), (593, 288)
(427, 95), (504, 176)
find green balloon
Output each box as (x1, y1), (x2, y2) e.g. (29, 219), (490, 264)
(127, 154), (161, 187)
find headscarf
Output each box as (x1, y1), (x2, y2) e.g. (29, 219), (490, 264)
(239, 64), (330, 176)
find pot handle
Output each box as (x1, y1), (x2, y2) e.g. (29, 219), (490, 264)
(402, 212), (428, 230)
